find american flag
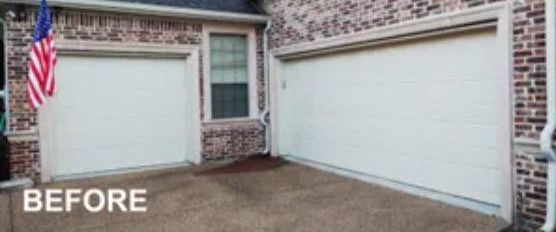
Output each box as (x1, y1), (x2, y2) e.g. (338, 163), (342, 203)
(27, 0), (57, 108)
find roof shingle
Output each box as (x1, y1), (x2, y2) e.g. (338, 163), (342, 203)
(107, 0), (264, 15)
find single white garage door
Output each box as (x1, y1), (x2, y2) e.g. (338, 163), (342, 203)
(278, 29), (507, 206)
(52, 55), (193, 177)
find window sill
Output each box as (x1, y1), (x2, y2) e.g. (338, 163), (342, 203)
(203, 117), (259, 125)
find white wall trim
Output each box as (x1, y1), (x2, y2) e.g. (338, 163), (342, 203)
(56, 40), (196, 57)
(270, 2), (514, 223)
(497, 3), (515, 223)
(283, 155), (504, 217)
(0, 0), (269, 23)
(186, 47), (203, 166)
(269, 55), (282, 157)
(39, 41), (202, 182)
(202, 23), (258, 122)
(272, 2), (507, 60)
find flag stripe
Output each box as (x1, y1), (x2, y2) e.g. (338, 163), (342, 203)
(27, 79), (43, 108)
(28, 62), (47, 102)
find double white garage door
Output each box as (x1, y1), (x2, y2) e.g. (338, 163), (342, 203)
(278, 29), (509, 207)
(51, 55), (196, 177)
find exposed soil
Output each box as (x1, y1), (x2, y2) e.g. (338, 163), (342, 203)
(195, 155), (287, 176)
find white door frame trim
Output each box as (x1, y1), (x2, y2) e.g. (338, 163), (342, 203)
(270, 2), (514, 223)
(39, 41), (202, 182)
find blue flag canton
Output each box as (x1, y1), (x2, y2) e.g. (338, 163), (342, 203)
(33, 0), (52, 43)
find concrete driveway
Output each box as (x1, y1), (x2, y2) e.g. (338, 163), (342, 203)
(0, 157), (505, 232)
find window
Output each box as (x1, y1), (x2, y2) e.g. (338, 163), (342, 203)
(209, 34), (249, 119)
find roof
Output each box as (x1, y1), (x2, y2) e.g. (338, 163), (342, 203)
(107, 0), (264, 15)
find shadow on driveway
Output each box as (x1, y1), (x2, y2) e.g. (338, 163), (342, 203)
(1, 157), (505, 232)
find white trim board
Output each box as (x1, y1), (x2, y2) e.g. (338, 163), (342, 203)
(56, 41), (195, 58)
(282, 155), (503, 217)
(272, 3), (507, 60)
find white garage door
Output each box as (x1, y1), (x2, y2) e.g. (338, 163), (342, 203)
(278, 29), (507, 206)
(52, 55), (193, 177)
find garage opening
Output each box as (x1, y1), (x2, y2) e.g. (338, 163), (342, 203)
(277, 28), (509, 211)
(51, 54), (196, 178)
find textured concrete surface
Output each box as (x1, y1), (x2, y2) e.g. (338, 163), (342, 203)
(1, 161), (505, 232)
(0, 192), (11, 232)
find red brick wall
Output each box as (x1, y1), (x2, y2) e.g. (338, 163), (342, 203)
(202, 121), (263, 161)
(515, 146), (548, 229)
(5, 7), (266, 182)
(8, 138), (39, 181)
(261, 0), (548, 230)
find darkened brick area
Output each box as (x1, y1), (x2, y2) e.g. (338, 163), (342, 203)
(261, 0), (548, 230)
(5, 7), (266, 181)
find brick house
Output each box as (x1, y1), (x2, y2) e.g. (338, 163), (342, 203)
(2, 0), (269, 181)
(0, 0), (554, 231)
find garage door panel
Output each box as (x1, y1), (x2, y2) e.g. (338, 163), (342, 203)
(55, 104), (187, 121)
(53, 55), (191, 176)
(416, 158), (502, 203)
(57, 57), (187, 88)
(295, 141), (502, 204)
(296, 115), (500, 149)
(307, 33), (498, 84)
(279, 29), (505, 205)
(56, 89), (186, 109)
(55, 119), (186, 152)
(289, 89), (500, 128)
(311, 81), (501, 119)
(56, 120), (186, 141)
(416, 121), (499, 148)
(55, 139), (186, 176)
(295, 122), (500, 169)
(57, 138), (186, 156)
(59, 81), (187, 93)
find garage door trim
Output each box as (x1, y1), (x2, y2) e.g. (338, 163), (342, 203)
(269, 3), (514, 222)
(38, 41), (202, 182)
(272, 3), (508, 60)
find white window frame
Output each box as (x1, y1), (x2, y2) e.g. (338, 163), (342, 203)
(203, 23), (258, 122)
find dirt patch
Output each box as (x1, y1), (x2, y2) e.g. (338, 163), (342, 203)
(195, 155), (287, 176)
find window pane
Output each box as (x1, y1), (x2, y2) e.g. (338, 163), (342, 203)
(210, 34), (249, 119)
(210, 34), (248, 85)
(211, 84), (249, 119)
